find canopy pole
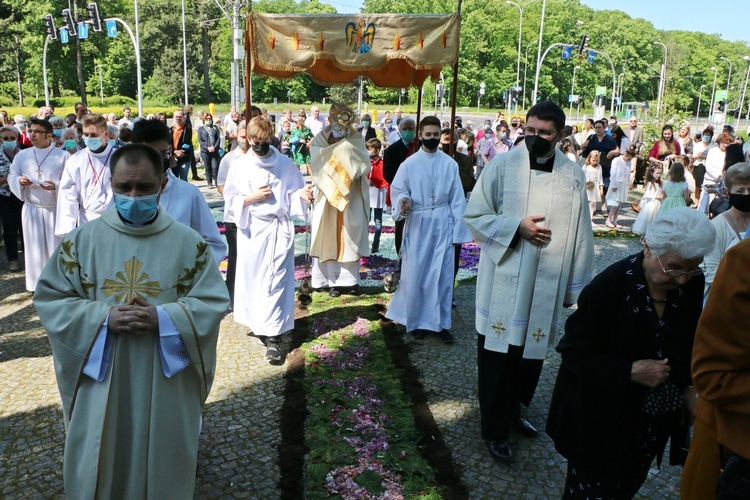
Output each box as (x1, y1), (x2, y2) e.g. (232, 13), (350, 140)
(244, 2), (253, 118)
(449, 0), (463, 155)
(416, 85), (423, 129)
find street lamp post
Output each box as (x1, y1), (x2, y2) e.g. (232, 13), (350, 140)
(506, 0), (538, 103)
(98, 65), (104, 104)
(522, 39), (537, 109)
(569, 65), (580, 119)
(709, 66), (718, 123)
(696, 84), (706, 120)
(620, 57), (634, 105)
(653, 42), (667, 116)
(531, 0), (547, 103)
(720, 56), (732, 116)
(180, 0), (189, 106)
(738, 56), (750, 122)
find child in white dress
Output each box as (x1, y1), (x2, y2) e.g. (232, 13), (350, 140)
(605, 146), (636, 228)
(632, 165), (664, 235)
(583, 151), (604, 228)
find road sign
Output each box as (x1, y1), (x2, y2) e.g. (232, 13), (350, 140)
(595, 86), (607, 96)
(60, 28), (69, 44)
(106, 20), (118, 37)
(587, 50), (596, 63)
(569, 94), (579, 103)
(78, 22), (89, 39)
(715, 90), (727, 102)
(562, 46), (572, 60)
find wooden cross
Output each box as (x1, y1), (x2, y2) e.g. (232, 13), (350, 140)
(531, 329), (546, 343)
(492, 321), (506, 335)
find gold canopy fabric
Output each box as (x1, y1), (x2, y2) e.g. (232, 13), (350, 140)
(248, 12), (460, 88)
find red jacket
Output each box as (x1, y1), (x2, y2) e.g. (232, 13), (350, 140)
(367, 157), (388, 189)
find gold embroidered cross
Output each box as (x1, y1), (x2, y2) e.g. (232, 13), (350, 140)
(492, 321), (506, 335)
(531, 329), (546, 342)
(102, 257), (163, 303)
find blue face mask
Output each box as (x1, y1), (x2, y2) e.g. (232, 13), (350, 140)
(52, 129), (64, 137)
(362, 120), (370, 127)
(703, 135), (711, 143)
(2, 140), (17, 151)
(114, 192), (159, 225)
(84, 136), (103, 151)
(64, 139), (77, 150)
(499, 132), (507, 139)
(109, 139), (117, 147)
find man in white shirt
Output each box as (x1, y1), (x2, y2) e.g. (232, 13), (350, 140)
(118, 108), (135, 128)
(56, 113), (115, 237)
(305, 106), (326, 136)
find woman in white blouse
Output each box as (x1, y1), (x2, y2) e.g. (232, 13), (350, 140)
(703, 162), (750, 298)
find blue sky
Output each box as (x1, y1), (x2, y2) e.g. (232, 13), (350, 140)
(325, 0), (750, 45)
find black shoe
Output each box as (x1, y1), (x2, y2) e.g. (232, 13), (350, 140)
(438, 329), (454, 344)
(411, 329), (426, 340)
(256, 335), (268, 347)
(193, 176), (204, 181)
(487, 440), (513, 463)
(328, 288), (341, 297)
(347, 285), (360, 296)
(371, 247), (379, 254)
(514, 417), (539, 438)
(265, 337), (283, 364)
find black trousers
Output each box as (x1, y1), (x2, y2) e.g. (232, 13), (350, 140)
(394, 218), (405, 255)
(477, 338), (543, 442)
(0, 194), (23, 261)
(453, 243), (461, 281)
(224, 222), (237, 304)
(201, 152), (220, 186)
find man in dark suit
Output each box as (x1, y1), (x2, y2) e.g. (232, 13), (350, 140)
(383, 117), (417, 257)
(170, 109), (196, 181)
(439, 128), (476, 288)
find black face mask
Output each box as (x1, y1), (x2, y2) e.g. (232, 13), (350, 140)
(729, 193), (750, 213)
(252, 142), (271, 156)
(441, 143), (453, 154)
(422, 137), (440, 151)
(525, 135), (554, 158)
(163, 158), (171, 172)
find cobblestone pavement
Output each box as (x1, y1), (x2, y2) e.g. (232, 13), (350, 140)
(1, 180), (685, 498)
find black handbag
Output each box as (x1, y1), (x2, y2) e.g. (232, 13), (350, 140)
(717, 451), (750, 499)
(710, 197), (731, 217)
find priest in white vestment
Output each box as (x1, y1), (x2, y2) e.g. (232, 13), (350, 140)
(56, 114), (114, 236)
(463, 102), (595, 464)
(8, 117), (69, 291)
(385, 116), (471, 343)
(33, 144), (230, 499)
(309, 103), (371, 297)
(131, 119), (226, 265)
(224, 117), (313, 364)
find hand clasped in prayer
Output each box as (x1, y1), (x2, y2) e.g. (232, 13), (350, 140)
(109, 296), (158, 335)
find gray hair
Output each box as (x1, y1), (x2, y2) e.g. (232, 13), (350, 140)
(398, 117), (415, 131)
(644, 207), (716, 260)
(107, 124), (120, 138)
(49, 115), (65, 127)
(724, 162), (750, 192)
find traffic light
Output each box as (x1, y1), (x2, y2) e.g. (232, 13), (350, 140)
(536, 91), (542, 102)
(43, 14), (58, 40)
(61, 8), (77, 36)
(718, 101), (725, 112)
(511, 88), (519, 104)
(577, 35), (590, 59)
(87, 3), (102, 32)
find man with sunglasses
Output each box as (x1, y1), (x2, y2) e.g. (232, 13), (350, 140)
(8, 117), (69, 292)
(464, 101), (595, 464)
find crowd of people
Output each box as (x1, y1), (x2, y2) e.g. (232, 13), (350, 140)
(2, 98), (750, 498)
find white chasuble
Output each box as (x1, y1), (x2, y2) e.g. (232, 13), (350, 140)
(33, 206), (229, 499)
(223, 147), (306, 336)
(8, 145), (68, 291)
(385, 149), (472, 331)
(309, 127), (370, 287)
(464, 144), (595, 359)
(55, 145), (114, 237)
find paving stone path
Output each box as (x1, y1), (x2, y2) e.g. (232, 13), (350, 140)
(1, 181), (684, 498)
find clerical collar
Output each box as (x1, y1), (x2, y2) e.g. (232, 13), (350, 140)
(530, 152), (554, 172)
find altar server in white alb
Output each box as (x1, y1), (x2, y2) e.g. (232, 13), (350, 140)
(8, 117), (69, 291)
(56, 113), (114, 237)
(131, 119), (226, 265)
(385, 116), (471, 344)
(224, 117), (314, 364)
(463, 101), (595, 465)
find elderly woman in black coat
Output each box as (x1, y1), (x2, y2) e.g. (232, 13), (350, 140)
(547, 207), (716, 499)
